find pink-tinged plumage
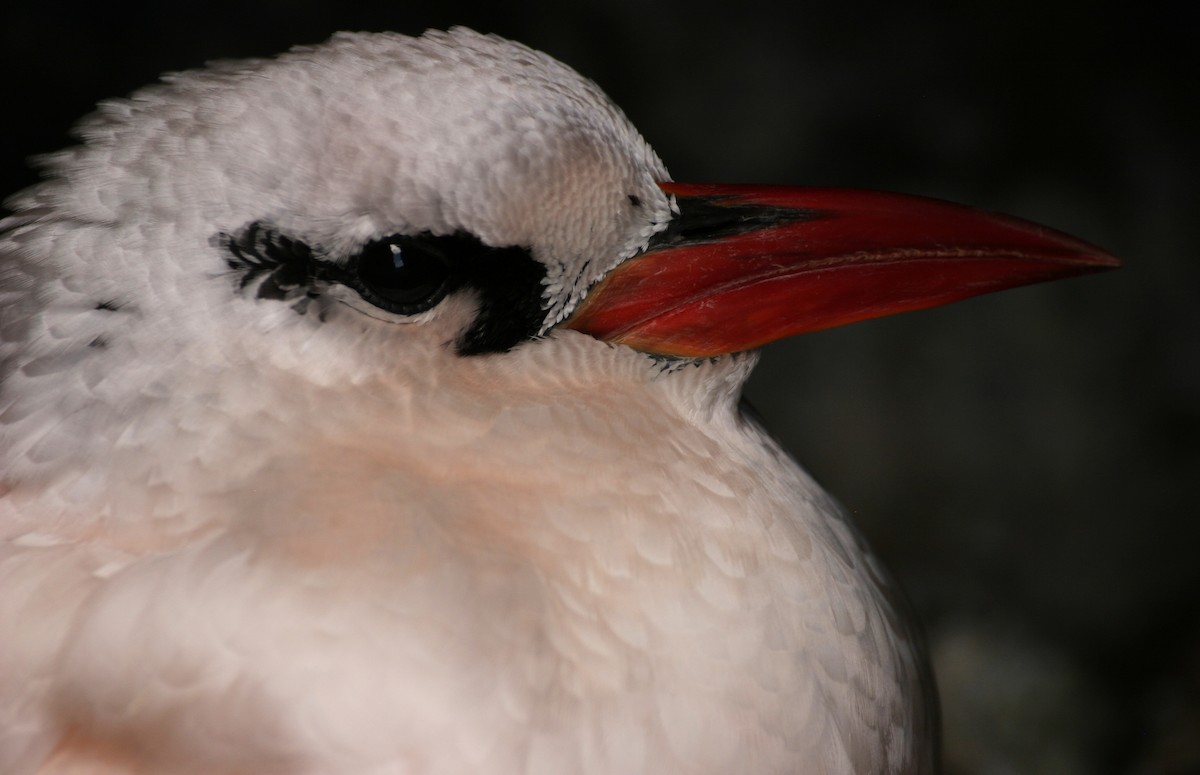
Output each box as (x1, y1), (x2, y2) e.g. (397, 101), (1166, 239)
(0, 28), (1114, 775)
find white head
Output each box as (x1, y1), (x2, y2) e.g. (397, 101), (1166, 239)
(0, 27), (1115, 499)
(0, 29), (685, 489)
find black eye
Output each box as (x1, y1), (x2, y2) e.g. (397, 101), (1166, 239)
(348, 235), (454, 315)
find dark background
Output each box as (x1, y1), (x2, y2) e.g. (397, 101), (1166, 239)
(3, 2), (1195, 773)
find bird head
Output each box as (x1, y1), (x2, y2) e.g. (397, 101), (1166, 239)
(0, 28), (1116, 492)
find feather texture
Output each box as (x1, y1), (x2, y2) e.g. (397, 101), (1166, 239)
(0, 28), (934, 774)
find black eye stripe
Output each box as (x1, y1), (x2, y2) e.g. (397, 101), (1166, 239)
(454, 242), (546, 356)
(217, 222), (548, 355)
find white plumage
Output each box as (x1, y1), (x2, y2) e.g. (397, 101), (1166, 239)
(2, 26), (1117, 775)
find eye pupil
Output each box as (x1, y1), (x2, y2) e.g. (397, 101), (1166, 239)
(352, 236), (452, 314)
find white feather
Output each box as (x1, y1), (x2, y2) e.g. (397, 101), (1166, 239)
(0, 28), (932, 775)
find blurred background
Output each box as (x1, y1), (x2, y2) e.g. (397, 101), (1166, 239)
(2, 2), (1194, 773)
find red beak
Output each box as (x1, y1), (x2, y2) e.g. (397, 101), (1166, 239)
(565, 182), (1119, 358)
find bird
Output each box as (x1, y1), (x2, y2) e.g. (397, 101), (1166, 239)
(0, 27), (1117, 775)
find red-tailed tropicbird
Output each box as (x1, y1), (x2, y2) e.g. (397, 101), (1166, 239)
(0, 28), (1117, 775)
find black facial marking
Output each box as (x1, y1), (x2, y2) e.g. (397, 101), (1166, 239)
(649, 195), (826, 251)
(218, 223), (319, 306)
(454, 244), (547, 356)
(94, 300), (122, 312)
(217, 222), (547, 356)
(627, 194), (642, 208)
